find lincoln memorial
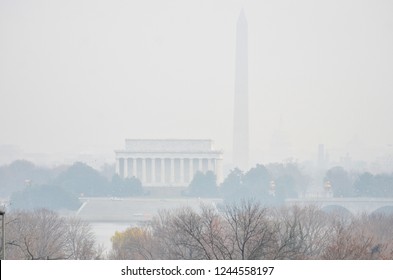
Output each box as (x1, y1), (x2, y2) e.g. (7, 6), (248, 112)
(115, 139), (224, 187)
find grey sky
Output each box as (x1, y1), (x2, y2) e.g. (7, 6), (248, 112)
(1, 0), (392, 166)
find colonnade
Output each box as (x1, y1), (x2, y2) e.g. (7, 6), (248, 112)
(115, 157), (223, 186)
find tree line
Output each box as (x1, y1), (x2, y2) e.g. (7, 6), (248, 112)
(109, 200), (393, 260)
(0, 160), (144, 211)
(325, 166), (393, 198)
(186, 164), (393, 201)
(2, 160), (393, 211)
(3, 202), (393, 260)
(185, 163), (308, 204)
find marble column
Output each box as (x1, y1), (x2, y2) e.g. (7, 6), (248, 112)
(161, 158), (165, 185)
(142, 158), (147, 183)
(127, 158), (131, 177)
(190, 158), (194, 180)
(170, 158), (175, 184)
(151, 158), (156, 185)
(183, 158), (190, 184)
(155, 158), (161, 184)
(132, 158), (136, 178)
(136, 158), (142, 181)
(124, 158), (128, 178)
(180, 158), (184, 185)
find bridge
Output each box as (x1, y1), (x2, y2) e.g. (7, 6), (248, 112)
(285, 197), (393, 215)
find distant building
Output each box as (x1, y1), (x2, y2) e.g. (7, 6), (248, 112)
(115, 139), (223, 187)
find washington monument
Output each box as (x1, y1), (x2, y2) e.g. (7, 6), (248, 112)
(233, 9), (249, 170)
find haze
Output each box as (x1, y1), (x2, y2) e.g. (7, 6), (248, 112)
(1, 0), (392, 168)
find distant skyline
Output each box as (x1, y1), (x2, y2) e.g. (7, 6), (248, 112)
(1, 0), (393, 167)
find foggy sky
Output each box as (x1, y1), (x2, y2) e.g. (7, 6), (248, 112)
(1, 0), (392, 166)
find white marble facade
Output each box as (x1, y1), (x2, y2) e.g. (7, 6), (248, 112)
(115, 139), (223, 187)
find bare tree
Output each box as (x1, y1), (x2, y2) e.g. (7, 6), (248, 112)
(137, 204), (234, 260)
(322, 213), (393, 260)
(151, 207), (214, 259)
(198, 204), (235, 260)
(361, 213), (393, 259)
(322, 217), (374, 259)
(109, 226), (156, 260)
(220, 200), (275, 260)
(271, 205), (333, 259)
(5, 209), (101, 260)
(64, 217), (103, 259)
(7, 209), (68, 259)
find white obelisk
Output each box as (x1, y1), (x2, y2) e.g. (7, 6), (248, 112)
(233, 9), (249, 170)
